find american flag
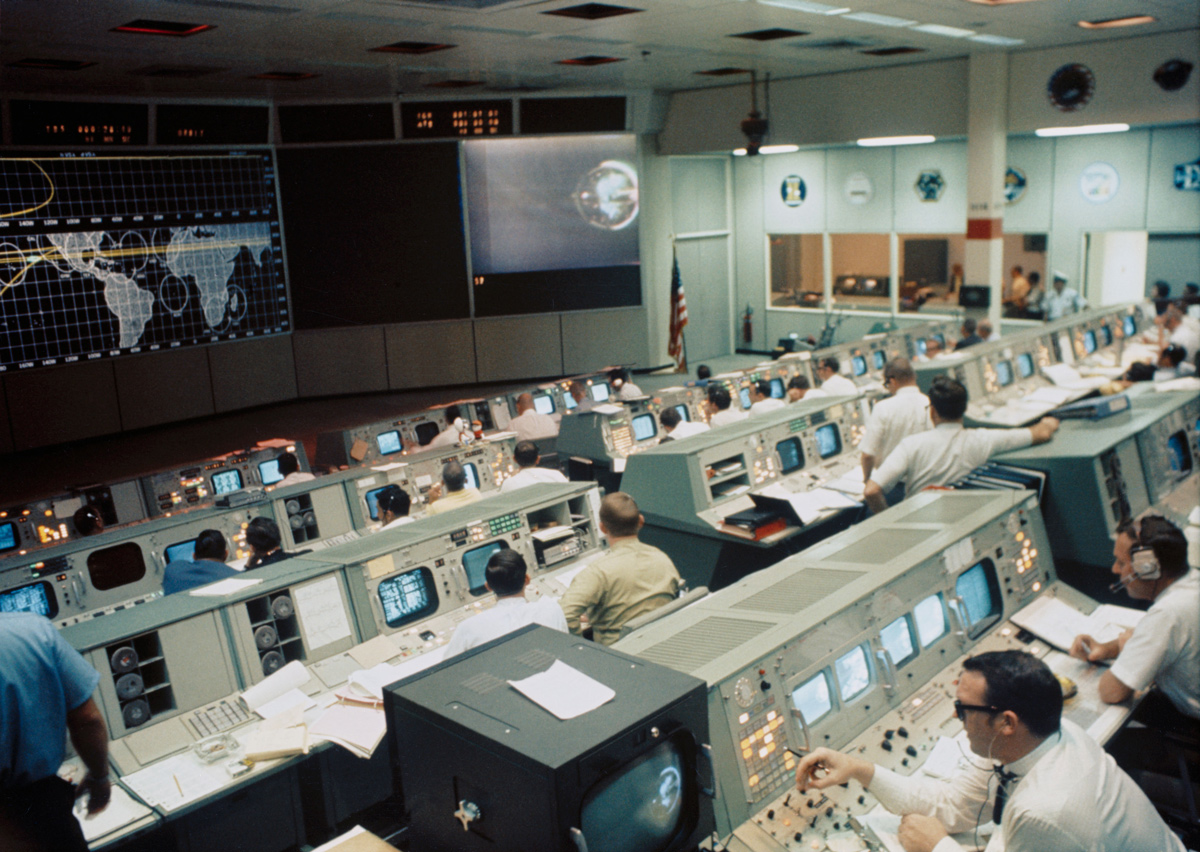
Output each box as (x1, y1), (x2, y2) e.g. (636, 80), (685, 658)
(667, 252), (688, 372)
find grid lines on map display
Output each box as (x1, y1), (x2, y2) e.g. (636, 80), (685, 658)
(0, 150), (288, 371)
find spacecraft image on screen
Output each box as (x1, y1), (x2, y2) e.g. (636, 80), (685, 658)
(573, 160), (639, 231)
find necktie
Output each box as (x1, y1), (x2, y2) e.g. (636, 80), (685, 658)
(993, 766), (1018, 824)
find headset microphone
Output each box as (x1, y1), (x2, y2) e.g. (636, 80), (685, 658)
(1108, 575), (1134, 594)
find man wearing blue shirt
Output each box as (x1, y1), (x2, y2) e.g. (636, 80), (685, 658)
(163, 529), (239, 595)
(1, 612), (111, 851)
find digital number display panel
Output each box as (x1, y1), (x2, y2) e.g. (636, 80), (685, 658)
(11, 100), (149, 146)
(0, 150), (289, 372)
(401, 100), (513, 140)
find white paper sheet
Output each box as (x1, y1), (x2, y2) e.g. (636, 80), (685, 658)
(759, 483), (859, 525)
(508, 659), (614, 720)
(309, 704), (387, 758)
(1009, 596), (1093, 651)
(189, 577), (262, 597)
(122, 753), (225, 811)
(293, 576), (353, 649)
(74, 784), (154, 842)
(241, 660), (311, 713)
(254, 688), (315, 720)
(551, 562), (593, 589)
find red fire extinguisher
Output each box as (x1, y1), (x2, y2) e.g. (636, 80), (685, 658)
(743, 304), (754, 345)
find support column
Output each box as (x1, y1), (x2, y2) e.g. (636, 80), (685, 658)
(965, 52), (1009, 326)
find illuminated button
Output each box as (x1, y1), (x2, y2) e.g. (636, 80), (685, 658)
(749, 774), (759, 787)
(739, 712), (750, 724)
(767, 710), (777, 721)
(741, 738), (751, 749)
(1015, 532), (1025, 541)
(1030, 549), (1038, 557)
(743, 748), (753, 759)
(759, 747), (769, 759)
(767, 742), (777, 754)
(1032, 581), (1042, 591)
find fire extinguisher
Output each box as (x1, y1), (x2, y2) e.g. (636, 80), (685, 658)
(743, 304), (754, 345)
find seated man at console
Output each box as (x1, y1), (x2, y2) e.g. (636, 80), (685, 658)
(1070, 515), (1199, 722)
(658, 406), (709, 442)
(786, 374), (826, 402)
(954, 318), (982, 351)
(443, 550), (567, 657)
(609, 368), (644, 401)
(559, 492), (681, 646)
(276, 451), (314, 486)
(816, 356), (859, 396)
(706, 385), (747, 427)
(500, 441), (567, 492)
(163, 530), (238, 595)
(427, 460), (482, 515)
(748, 380), (786, 417)
(794, 651), (1183, 852)
(568, 381), (595, 413)
(244, 517), (291, 570)
(509, 393), (559, 444)
(427, 405), (467, 450)
(377, 485), (414, 528)
(863, 377), (1059, 514)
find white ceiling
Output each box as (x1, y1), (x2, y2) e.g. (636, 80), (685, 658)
(2, 0), (1197, 101)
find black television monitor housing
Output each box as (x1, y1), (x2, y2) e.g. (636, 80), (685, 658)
(385, 625), (714, 852)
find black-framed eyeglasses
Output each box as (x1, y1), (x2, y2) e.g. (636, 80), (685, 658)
(954, 700), (1002, 722)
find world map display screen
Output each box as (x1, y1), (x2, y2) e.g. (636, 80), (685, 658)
(0, 150), (289, 372)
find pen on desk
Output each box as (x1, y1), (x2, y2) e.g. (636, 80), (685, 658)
(173, 775), (184, 797)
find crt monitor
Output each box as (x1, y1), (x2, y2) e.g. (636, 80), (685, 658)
(1167, 431), (1193, 474)
(462, 540), (508, 596)
(933, 333), (946, 348)
(1123, 315), (1136, 337)
(1100, 325), (1113, 347)
(1083, 329), (1097, 354)
(0, 581), (57, 618)
(463, 462), (480, 490)
(769, 377), (785, 399)
(377, 430), (403, 455)
(258, 459), (284, 486)
(851, 355), (867, 377)
(564, 392), (577, 410)
(414, 421), (441, 446)
(776, 437), (804, 475)
(211, 469), (243, 496)
(995, 360), (1014, 387)
(0, 521), (17, 553)
(377, 567), (439, 629)
(1016, 352), (1035, 379)
(872, 350), (887, 370)
(533, 394), (555, 415)
(738, 387), (752, 410)
(364, 486), (391, 521)
(590, 382), (610, 402)
(955, 558), (1001, 638)
(916, 338), (927, 356)
(815, 423), (842, 459)
(164, 539), (196, 564)
(632, 413), (657, 442)
(673, 404), (690, 422)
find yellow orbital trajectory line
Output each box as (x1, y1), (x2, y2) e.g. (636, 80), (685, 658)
(0, 159), (55, 219)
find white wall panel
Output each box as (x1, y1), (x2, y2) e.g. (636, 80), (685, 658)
(1147, 124), (1200, 233)
(761, 150), (827, 234)
(893, 141), (967, 234)
(1003, 136), (1055, 234)
(826, 147), (894, 233)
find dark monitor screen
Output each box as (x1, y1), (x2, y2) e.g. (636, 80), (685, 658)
(165, 539), (196, 564)
(1123, 316), (1136, 336)
(591, 382), (610, 402)
(0, 522), (17, 553)
(378, 567), (438, 628)
(873, 350), (887, 370)
(916, 338), (927, 356)
(955, 558), (1001, 637)
(86, 542), (146, 592)
(579, 737), (688, 852)
(1083, 329), (1097, 354)
(933, 334), (946, 348)
(738, 387), (752, 410)
(1100, 325), (1113, 346)
(770, 378), (785, 399)
(851, 355), (867, 377)
(377, 430), (403, 455)
(632, 413), (657, 442)
(1168, 431), (1193, 474)
(464, 462), (480, 491)
(462, 540), (508, 596)
(815, 423), (842, 459)
(673, 404), (690, 422)
(415, 421), (441, 446)
(0, 581), (57, 618)
(533, 394), (555, 415)
(776, 437), (805, 474)
(365, 486), (390, 521)
(1016, 353), (1034, 379)
(258, 459), (284, 486)
(211, 469), (243, 495)
(995, 360), (1014, 387)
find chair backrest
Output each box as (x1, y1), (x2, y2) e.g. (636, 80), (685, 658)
(618, 586), (709, 638)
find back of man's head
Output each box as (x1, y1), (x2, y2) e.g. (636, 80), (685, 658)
(708, 385), (732, 411)
(697, 364), (712, 381)
(1162, 344), (1186, 367)
(883, 358), (915, 386)
(787, 375), (811, 391)
(978, 320), (993, 339)
(513, 440), (540, 468)
(754, 380), (772, 400)
(1164, 305), (1184, 327)
(1012, 265), (1023, 276)
(486, 549), (528, 597)
(378, 486), (411, 519)
(442, 460), (468, 492)
(73, 505), (105, 536)
(820, 356), (840, 374)
(569, 381), (587, 401)
(928, 376), (968, 421)
(277, 451), (301, 476)
(600, 492), (641, 538)
(1118, 514), (1189, 580)
(1154, 281), (1171, 298)
(962, 317), (977, 336)
(962, 651), (1062, 738)
(194, 530), (228, 562)
(516, 393), (534, 414)
(659, 406), (682, 430)
(245, 517), (281, 552)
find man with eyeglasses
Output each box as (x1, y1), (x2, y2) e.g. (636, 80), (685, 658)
(859, 357), (930, 488)
(794, 651), (1182, 852)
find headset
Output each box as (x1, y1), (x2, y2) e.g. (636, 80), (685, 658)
(1110, 517), (1165, 592)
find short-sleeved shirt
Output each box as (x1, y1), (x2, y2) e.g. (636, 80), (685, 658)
(427, 487), (482, 515)
(859, 386), (931, 468)
(279, 471), (316, 487)
(819, 374), (859, 397)
(1, 613), (101, 787)
(443, 597), (568, 657)
(500, 467), (568, 493)
(163, 558), (240, 595)
(749, 398), (787, 418)
(709, 409), (748, 427)
(667, 421), (710, 440)
(613, 382), (644, 401)
(1110, 569), (1200, 719)
(426, 425), (461, 450)
(509, 410), (559, 443)
(559, 539), (681, 645)
(871, 422), (1033, 496)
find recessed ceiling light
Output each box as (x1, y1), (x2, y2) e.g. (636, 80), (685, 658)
(755, 0), (849, 14)
(371, 42), (457, 54)
(969, 34), (1025, 46)
(1034, 123), (1129, 137)
(862, 46), (925, 56)
(1078, 15), (1155, 29)
(112, 19), (214, 36)
(543, 3), (642, 20)
(732, 28), (810, 41)
(7, 58), (96, 71)
(842, 12), (918, 27)
(556, 55), (625, 65)
(857, 135), (935, 146)
(912, 23), (975, 38)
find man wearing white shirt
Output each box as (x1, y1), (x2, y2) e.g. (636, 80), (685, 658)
(1043, 272), (1087, 321)
(1158, 305), (1200, 360)
(748, 380), (787, 417)
(786, 375), (826, 402)
(658, 406), (710, 441)
(377, 486), (415, 529)
(706, 385), (748, 427)
(500, 441), (568, 493)
(816, 356), (859, 397)
(508, 393), (559, 444)
(609, 368), (644, 401)
(859, 358), (930, 483)
(427, 404), (467, 450)
(443, 550), (567, 657)
(276, 451), (316, 486)
(794, 651), (1183, 852)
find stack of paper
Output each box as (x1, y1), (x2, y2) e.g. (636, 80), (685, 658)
(309, 704), (388, 759)
(241, 660), (316, 720)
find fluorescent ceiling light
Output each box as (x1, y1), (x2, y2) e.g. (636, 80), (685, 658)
(857, 134), (935, 146)
(760, 144), (800, 154)
(969, 34), (1025, 46)
(842, 11), (917, 27)
(1078, 15), (1155, 29)
(756, 0), (849, 13)
(1035, 123), (1129, 137)
(733, 148), (748, 156)
(912, 23), (975, 38)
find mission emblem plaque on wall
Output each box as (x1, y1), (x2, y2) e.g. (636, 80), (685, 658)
(1080, 162), (1119, 203)
(1004, 167), (1028, 204)
(915, 170), (945, 202)
(1047, 63), (1096, 112)
(1175, 158), (1200, 191)
(844, 172), (873, 205)
(781, 175), (807, 207)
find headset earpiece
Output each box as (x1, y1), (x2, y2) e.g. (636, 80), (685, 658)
(1130, 545), (1161, 581)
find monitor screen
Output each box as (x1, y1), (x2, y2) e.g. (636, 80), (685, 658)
(1123, 316), (1136, 336)
(0, 522), (17, 553)
(916, 338), (927, 356)
(673, 404), (690, 422)
(1083, 329), (1097, 354)
(533, 394), (555, 415)
(377, 430), (403, 455)
(1167, 431), (1193, 474)
(955, 559), (1001, 636)
(1016, 353), (1034, 379)
(770, 378), (785, 399)
(1100, 325), (1113, 346)
(165, 539), (196, 564)
(791, 672), (833, 725)
(880, 615), (916, 667)
(564, 392), (577, 410)
(873, 350), (887, 370)
(834, 645), (870, 702)
(913, 593), (947, 647)
(738, 387), (752, 410)
(579, 738), (688, 852)
(933, 334), (946, 348)
(462, 540), (508, 596)
(995, 360), (1014, 387)
(776, 437), (805, 475)
(851, 355), (867, 377)
(365, 486), (391, 521)
(258, 459), (284, 486)
(378, 567), (438, 628)
(591, 382), (610, 402)
(632, 413), (657, 442)
(86, 542), (146, 592)
(211, 469), (243, 495)
(0, 581), (57, 618)
(463, 462), (480, 490)
(415, 422), (441, 446)
(815, 424), (842, 459)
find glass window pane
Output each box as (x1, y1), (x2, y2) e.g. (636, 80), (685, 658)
(898, 233), (966, 313)
(834, 646), (871, 702)
(791, 671), (833, 724)
(880, 615), (916, 667)
(769, 234), (825, 309)
(830, 234), (889, 312)
(914, 593), (947, 647)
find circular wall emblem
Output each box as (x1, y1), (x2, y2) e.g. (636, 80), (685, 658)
(781, 174), (807, 207)
(1048, 63), (1096, 112)
(1080, 162), (1119, 203)
(1154, 59), (1193, 92)
(844, 172), (873, 205)
(915, 170), (945, 202)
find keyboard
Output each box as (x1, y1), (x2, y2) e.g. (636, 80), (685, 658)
(184, 699), (252, 739)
